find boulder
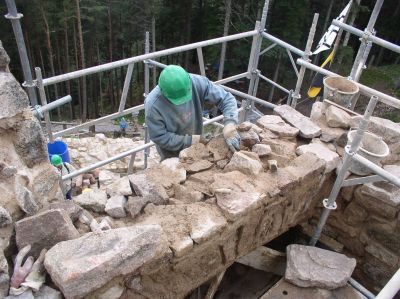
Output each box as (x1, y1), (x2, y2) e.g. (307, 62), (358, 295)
(0, 72), (29, 120)
(325, 105), (351, 129)
(74, 190), (107, 213)
(15, 209), (80, 258)
(252, 144), (272, 157)
(44, 225), (168, 299)
(224, 151), (263, 175)
(48, 201), (83, 222)
(239, 129), (260, 147)
(184, 159), (213, 174)
(274, 105), (321, 138)
(285, 244), (356, 289)
(0, 41), (10, 72)
(105, 195), (127, 218)
(296, 143), (340, 173)
(106, 176), (132, 197)
(257, 115), (299, 138)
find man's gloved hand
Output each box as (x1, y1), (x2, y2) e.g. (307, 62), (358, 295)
(192, 133), (212, 145)
(223, 122), (240, 152)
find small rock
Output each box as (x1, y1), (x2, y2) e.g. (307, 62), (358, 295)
(206, 136), (231, 162)
(216, 159), (229, 169)
(74, 190), (108, 213)
(0, 206), (12, 227)
(179, 143), (210, 162)
(98, 170), (120, 186)
(0, 41), (10, 72)
(296, 143), (340, 173)
(34, 285), (62, 299)
(0, 72), (29, 120)
(161, 158), (186, 183)
(250, 123), (263, 134)
(105, 195), (127, 218)
(15, 182), (40, 215)
(128, 173), (169, 205)
(256, 115), (299, 138)
(252, 144), (272, 157)
(285, 244), (356, 289)
(15, 209), (80, 258)
(224, 151), (263, 175)
(44, 225), (168, 299)
(310, 102), (326, 122)
(184, 159), (213, 174)
(239, 129), (260, 147)
(106, 176), (132, 197)
(96, 285), (125, 299)
(268, 160), (278, 172)
(237, 121), (252, 132)
(325, 105), (351, 129)
(6, 290), (34, 299)
(216, 190), (261, 221)
(274, 104), (322, 138)
(126, 196), (150, 218)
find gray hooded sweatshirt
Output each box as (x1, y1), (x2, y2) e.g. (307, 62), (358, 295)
(145, 74), (238, 160)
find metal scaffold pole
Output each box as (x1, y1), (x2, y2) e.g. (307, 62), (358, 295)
(4, 0), (38, 106)
(290, 13), (319, 108)
(349, 0), (384, 109)
(144, 32), (151, 169)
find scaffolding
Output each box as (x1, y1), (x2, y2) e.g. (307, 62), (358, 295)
(5, 0), (400, 297)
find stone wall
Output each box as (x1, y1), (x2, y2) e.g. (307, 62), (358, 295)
(302, 101), (400, 293)
(0, 41), (62, 297)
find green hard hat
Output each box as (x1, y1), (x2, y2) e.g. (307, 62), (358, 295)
(158, 65), (192, 105)
(51, 154), (63, 166)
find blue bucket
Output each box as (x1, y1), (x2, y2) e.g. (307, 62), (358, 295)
(48, 141), (71, 163)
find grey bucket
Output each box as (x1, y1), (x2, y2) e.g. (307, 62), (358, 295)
(323, 76), (359, 108)
(347, 130), (390, 175)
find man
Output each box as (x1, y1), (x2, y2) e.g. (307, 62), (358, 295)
(50, 154), (76, 200)
(145, 65), (240, 160)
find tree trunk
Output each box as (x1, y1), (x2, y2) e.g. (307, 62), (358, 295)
(40, 3), (60, 120)
(184, 0), (193, 69)
(218, 0), (232, 80)
(343, 0), (361, 47)
(96, 41), (104, 115)
(75, 0), (88, 122)
(268, 53), (281, 101)
(63, 2), (74, 120)
(73, 21), (82, 116)
(108, 0), (116, 110)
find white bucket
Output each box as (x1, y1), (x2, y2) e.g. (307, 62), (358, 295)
(323, 76), (359, 108)
(347, 130), (390, 175)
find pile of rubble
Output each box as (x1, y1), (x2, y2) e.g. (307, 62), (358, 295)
(64, 134), (160, 172)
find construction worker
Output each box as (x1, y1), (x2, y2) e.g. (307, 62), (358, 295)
(50, 154), (76, 200)
(145, 65), (240, 160)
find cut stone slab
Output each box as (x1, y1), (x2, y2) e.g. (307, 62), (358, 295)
(296, 143), (340, 173)
(239, 129), (260, 147)
(261, 278), (364, 299)
(184, 159), (213, 174)
(257, 115), (299, 138)
(252, 144), (272, 157)
(224, 151), (263, 176)
(106, 176), (132, 197)
(105, 195), (127, 218)
(161, 157), (186, 183)
(216, 190), (261, 221)
(285, 244), (356, 289)
(44, 224), (168, 299)
(16, 209), (80, 258)
(274, 104), (321, 138)
(325, 105), (351, 129)
(74, 190), (107, 213)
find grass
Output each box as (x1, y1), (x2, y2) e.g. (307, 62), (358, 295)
(361, 64), (400, 98)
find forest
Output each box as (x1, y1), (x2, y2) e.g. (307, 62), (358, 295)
(0, 0), (399, 122)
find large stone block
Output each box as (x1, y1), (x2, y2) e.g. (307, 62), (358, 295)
(325, 105), (351, 129)
(257, 115), (299, 138)
(16, 209), (80, 258)
(74, 190), (108, 213)
(274, 104), (321, 138)
(285, 245), (356, 289)
(44, 225), (168, 299)
(106, 176), (132, 197)
(296, 143), (340, 173)
(224, 151), (263, 175)
(0, 72), (29, 120)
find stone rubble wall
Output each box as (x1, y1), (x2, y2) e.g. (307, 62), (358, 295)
(0, 41), (63, 297)
(302, 102), (400, 294)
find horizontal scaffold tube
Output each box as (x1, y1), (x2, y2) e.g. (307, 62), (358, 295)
(262, 32), (305, 57)
(43, 30), (257, 86)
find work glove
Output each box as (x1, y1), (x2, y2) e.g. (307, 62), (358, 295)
(192, 133), (212, 145)
(223, 122), (240, 152)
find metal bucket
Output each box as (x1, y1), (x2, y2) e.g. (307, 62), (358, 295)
(347, 130), (390, 175)
(323, 76), (359, 108)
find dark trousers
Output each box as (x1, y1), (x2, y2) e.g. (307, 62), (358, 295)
(65, 190), (72, 200)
